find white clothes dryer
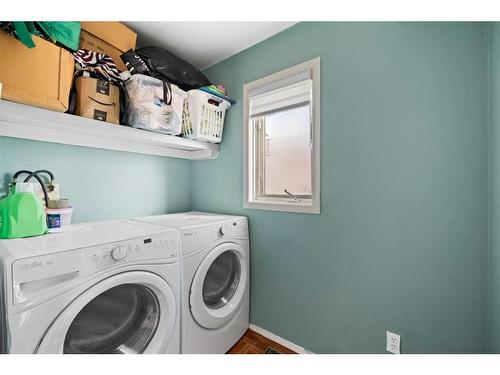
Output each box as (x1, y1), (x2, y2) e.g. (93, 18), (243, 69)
(134, 212), (249, 354)
(0, 219), (181, 354)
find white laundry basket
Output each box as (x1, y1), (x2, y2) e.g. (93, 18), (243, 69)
(182, 90), (231, 143)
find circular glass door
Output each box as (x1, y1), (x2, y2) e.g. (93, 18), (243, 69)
(190, 243), (248, 329)
(203, 251), (241, 309)
(36, 271), (177, 354)
(64, 284), (160, 354)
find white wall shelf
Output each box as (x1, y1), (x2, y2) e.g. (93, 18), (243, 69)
(0, 100), (219, 160)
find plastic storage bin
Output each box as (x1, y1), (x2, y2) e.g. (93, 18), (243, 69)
(182, 89), (232, 143)
(46, 207), (73, 233)
(125, 74), (187, 135)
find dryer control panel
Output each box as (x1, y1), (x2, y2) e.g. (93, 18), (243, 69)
(181, 217), (248, 255)
(216, 219), (249, 238)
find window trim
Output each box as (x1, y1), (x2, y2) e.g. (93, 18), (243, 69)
(243, 57), (321, 214)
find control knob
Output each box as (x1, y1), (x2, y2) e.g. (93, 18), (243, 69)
(111, 246), (127, 261)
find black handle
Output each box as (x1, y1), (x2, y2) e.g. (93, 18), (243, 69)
(12, 170), (50, 208)
(23, 170), (54, 184)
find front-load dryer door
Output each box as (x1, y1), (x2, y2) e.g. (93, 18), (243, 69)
(190, 243), (248, 329)
(36, 271), (176, 354)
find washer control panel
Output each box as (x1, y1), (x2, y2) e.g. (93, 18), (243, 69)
(84, 232), (179, 275)
(10, 231), (179, 305)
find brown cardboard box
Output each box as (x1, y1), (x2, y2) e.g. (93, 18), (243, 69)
(75, 75), (120, 124)
(80, 22), (137, 71)
(0, 31), (74, 112)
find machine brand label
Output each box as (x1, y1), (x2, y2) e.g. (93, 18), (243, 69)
(19, 261), (43, 271)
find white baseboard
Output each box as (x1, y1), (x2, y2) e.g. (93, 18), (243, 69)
(249, 323), (312, 354)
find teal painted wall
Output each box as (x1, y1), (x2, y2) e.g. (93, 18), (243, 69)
(0, 22), (492, 354)
(0, 137), (191, 223)
(489, 23), (500, 353)
(193, 22), (489, 353)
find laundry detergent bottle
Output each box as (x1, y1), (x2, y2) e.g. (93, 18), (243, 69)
(0, 178), (48, 239)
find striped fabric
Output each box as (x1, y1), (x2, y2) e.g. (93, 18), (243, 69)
(73, 49), (122, 83)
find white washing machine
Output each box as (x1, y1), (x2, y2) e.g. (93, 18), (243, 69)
(0, 219), (181, 354)
(134, 212), (250, 354)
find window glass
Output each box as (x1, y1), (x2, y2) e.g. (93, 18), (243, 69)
(64, 284), (159, 354)
(259, 105), (312, 197)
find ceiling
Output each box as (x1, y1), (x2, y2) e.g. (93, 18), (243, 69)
(125, 22), (297, 70)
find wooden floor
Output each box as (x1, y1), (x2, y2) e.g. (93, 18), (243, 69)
(227, 329), (297, 354)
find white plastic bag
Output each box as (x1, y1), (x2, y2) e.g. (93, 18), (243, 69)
(125, 74), (187, 135)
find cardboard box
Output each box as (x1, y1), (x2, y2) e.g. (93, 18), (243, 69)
(75, 75), (120, 124)
(0, 31), (74, 112)
(80, 22), (137, 71)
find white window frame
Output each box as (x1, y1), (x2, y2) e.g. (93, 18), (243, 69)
(243, 57), (321, 214)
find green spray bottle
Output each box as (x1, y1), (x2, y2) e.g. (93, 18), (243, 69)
(0, 170), (49, 239)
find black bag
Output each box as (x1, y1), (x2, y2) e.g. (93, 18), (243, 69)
(121, 47), (211, 91)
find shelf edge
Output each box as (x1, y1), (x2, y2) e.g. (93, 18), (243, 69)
(0, 100), (219, 160)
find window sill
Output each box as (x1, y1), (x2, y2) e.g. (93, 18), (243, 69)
(244, 198), (320, 214)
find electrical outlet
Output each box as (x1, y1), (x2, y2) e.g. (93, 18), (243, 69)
(386, 331), (400, 354)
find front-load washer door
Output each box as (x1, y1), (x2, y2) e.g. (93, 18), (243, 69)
(36, 271), (176, 354)
(190, 243), (248, 329)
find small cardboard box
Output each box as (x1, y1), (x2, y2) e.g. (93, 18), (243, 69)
(0, 31), (74, 112)
(75, 75), (120, 124)
(80, 22), (137, 71)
